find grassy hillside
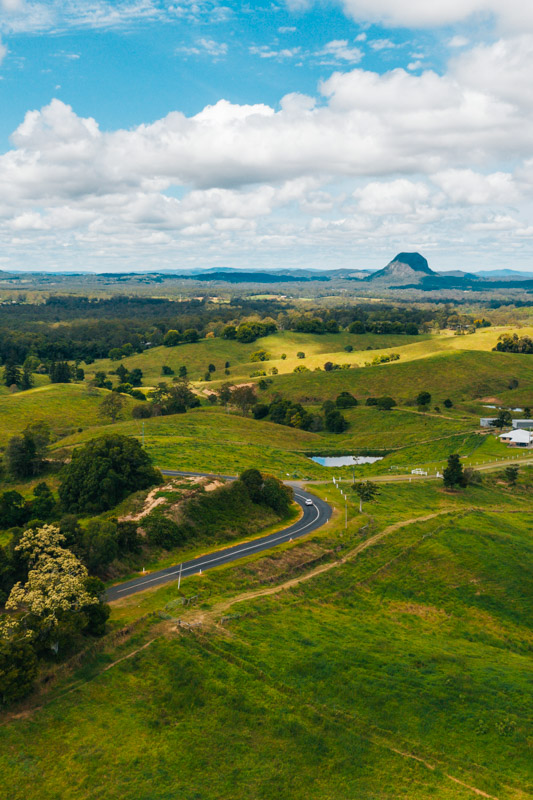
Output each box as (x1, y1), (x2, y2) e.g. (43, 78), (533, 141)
(0, 383), (136, 441)
(1, 476), (531, 799)
(262, 349), (533, 405)
(83, 325), (533, 387)
(86, 329), (430, 384)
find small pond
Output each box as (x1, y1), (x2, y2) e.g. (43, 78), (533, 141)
(310, 455), (383, 467)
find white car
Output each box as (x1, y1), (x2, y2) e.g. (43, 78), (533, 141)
(305, 498), (314, 506)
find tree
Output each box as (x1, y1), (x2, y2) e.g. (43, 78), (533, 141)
(416, 391), (431, 410)
(208, 363), (216, 373)
(504, 465), (519, 486)
(376, 396), (396, 411)
(230, 385), (257, 416)
(178, 366), (187, 378)
(3, 362), (21, 389)
(115, 363), (128, 383)
(20, 366), (34, 391)
(163, 330), (182, 347)
(240, 469), (264, 503)
(3, 525), (99, 654)
(491, 410), (512, 430)
(443, 454), (466, 489)
(335, 392), (357, 408)
(296, 351), (305, 359)
(524, 407), (531, 417)
(0, 636), (38, 707)
(81, 519), (119, 574)
(443, 398), (453, 409)
(161, 365), (174, 375)
(183, 328), (199, 343)
(49, 361), (72, 383)
(5, 435), (36, 479)
(99, 392), (126, 423)
(252, 403), (269, 419)
(59, 434), (161, 514)
(31, 483), (55, 520)
(261, 476), (292, 515)
(352, 481), (379, 513)
(0, 491), (28, 528)
(217, 382), (233, 406)
(325, 409), (348, 433)
(150, 379), (199, 415)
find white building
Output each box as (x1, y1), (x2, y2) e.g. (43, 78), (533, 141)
(480, 418), (498, 428)
(499, 429), (532, 447)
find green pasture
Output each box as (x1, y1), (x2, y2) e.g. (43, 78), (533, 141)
(1, 475), (531, 800)
(0, 383), (136, 442)
(261, 349), (533, 405)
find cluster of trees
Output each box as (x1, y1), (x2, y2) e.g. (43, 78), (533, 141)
(493, 333), (533, 354)
(58, 435), (161, 514)
(365, 396), (397, 411)
(3, 362), (33, 391)
(0, 483), (55, 531)
(349, 320), (419, 335)
(252, 393), (351, 433)
(287, 316), (339, 334)
(163, 328), (200, 346)
(131, 379), (200, 419)
(364, 353), (400, 366)
(222, 320), (277, 343)
(4, 423), (51, 479)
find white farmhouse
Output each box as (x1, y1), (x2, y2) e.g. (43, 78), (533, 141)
(499, 429), (532, 447)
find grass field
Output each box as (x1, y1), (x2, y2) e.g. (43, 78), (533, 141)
(83, 325), (533, 387)
(1, 475), (531, 800)
(0, 383), (136, 442)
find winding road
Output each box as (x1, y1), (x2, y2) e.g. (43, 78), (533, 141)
(106, 471), (332, 601)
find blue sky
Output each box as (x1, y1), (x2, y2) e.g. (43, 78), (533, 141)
(1, 0), (533, 272)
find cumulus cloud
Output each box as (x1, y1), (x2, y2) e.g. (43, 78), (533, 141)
(327, 0), (533, 31)
(316, 40), (363, 63)
(0, 37), (7, 63)
(3, 34), (533, 268)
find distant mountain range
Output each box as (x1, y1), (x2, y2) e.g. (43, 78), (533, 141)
(163, 253), (533, 291)
(1, 258), (533, 290)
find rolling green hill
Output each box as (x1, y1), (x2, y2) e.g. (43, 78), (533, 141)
(1, 476), (531, 800)
(0, 383), (136, 441)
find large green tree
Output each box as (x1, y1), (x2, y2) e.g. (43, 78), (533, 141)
(59, 434), (160, 514)
(443, 454), (466, 489)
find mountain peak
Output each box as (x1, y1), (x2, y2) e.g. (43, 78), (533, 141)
(389, 252), (432, 273)
(365, 252), (435, 286)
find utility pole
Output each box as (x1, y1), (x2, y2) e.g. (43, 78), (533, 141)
(345, 498), (347, 529)
(142, 421), (145, 448)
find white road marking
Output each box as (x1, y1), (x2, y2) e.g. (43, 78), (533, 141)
(114, 495), (322, 594)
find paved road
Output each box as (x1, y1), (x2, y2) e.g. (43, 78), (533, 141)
(106, 472), (331, 601)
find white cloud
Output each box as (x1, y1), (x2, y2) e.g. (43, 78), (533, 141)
(316, 40), (363, 63)
(295, 0), (533, 32)
(354, 179), (430, 214)
(0, 37), (7, 64)
(449, 35), (469, 48)
(432, 169), (519, 205)
(249, 45), (300, 59)
(3, 34), (533, 268)
(368, 38), (397, 51)
(177, 38), (228, 58)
